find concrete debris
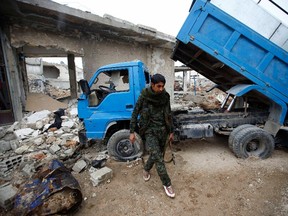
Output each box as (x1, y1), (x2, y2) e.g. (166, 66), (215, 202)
(22, 163), (36, 177)
(0, 100), (115, 214)
(14, 128), (34, 139)
(0, 102), (84, 179)
(15, 145), (32, 155)
(90, 167), (113, 187)
(0, 183), (17, 210)
(174, 82), (225, 110)
(0, 155), (23, 176)
(0, 140), (12, 153)
(72, 159), (87, 173)
(49, 143), (61, 154)
(26, 110), (51, 124)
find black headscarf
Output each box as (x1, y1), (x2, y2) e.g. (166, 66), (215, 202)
(142, 87), (169, 107)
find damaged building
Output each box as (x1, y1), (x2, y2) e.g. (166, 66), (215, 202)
(0, 0), (176, 126)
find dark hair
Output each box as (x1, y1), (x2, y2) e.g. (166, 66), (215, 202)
(151, 73), (166, 84)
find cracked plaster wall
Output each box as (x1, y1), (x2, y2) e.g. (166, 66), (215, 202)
(10, 25), (174, 97)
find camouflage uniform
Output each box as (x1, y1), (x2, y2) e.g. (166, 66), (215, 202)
(130, 87), (173, 186)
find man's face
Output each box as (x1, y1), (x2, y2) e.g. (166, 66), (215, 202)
(151, 82), (165, 93)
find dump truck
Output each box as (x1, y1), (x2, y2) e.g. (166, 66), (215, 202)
(78, 0), (287, 161)
(171, 0), (288, 158)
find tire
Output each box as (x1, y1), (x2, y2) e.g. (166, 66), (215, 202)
(107, 129), (144, 161)
(228, 124), (254, 150)
(231, 126), (274, 159)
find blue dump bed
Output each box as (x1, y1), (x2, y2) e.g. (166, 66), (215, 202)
(171, 0), (288, 126)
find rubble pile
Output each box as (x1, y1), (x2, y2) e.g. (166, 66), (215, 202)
(174, 84), (226, 110)
(28, 74), (70, 99)
(0, 106), (81, 178)
(45, 83), (71, 99)
(0, 102), (111, 213)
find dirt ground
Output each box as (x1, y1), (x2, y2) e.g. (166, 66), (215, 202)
(70, 134), (288, 216)
(1, 134), (288, 216)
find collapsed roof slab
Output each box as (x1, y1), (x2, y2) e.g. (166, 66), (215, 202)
(2, 0), (175, 50)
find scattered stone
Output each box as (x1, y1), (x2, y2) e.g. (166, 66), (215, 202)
(22, 163), (35, 177)
(49, 144), (61, 154)
(62, 120), (74, 128)
(2, 132), (17, 142)
(69, 108), (78, 117)
(15, 145), (31, 154)
(63, 148), (75, 157)
(26, 110), (51, 124)
(31, 151), (46, 160)
(46, 136), (57, 144)
(6, 122), (20, 133)
(0, 140), (12, 152)
(72, 159), (87, 173)
(33, 137), (44, 146)
(60, 133), (74, 140)
(90, 167), (113, 187)
(0, 104), (87, 212)
(64, 140), (78, 148)
(0, 183), (17, 210)
(14, 128), (34, 139)
(10, 140), (19, 150)
(0, 127), (8, 139)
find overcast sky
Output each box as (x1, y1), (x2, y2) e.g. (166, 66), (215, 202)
(44, 1), (192, 67)
(46, 0), (287, 68)
(51, 0), (192, 36)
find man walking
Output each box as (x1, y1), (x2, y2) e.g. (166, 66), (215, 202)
(129, 73), (175, 198)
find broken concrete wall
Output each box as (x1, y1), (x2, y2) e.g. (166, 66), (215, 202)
(10, 25), (175, 97)
(81, 36), (175, 96)
(25, 58), (43, 75)
(26, 59), (84, 91)
(10, 25), (85, 56)
(151, 47), (175, 99)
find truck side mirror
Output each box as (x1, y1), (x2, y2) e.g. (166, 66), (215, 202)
(79, 79), (91, 96)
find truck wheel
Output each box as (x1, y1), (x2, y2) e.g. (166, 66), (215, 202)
(228, 124), (254, 150)
(232, 127), (274, 159)
(107, 129), (144, 161)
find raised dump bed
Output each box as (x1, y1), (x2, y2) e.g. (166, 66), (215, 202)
(171, 0), (288, 159)
(172, 0), (288, 134)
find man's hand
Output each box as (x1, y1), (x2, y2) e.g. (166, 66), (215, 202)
(129, 133), (136, 143)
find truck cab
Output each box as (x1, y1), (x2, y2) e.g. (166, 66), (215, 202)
(78, 60), (150, 161)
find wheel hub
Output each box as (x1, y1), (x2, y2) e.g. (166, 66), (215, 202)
(116, 139), (134, 157)
(247, 140), (259, 151)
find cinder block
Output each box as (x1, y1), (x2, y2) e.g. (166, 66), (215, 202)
(49, 144), (61, 154)
(0, 183), (17, 210)
(90, 167), (113, 186)
(72, 160), (87, 173)
(0, 155), (22, 176)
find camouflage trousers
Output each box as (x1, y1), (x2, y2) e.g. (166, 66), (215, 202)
(144, 126), (171, 186)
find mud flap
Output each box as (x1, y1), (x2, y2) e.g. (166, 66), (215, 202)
(13, 159), (83, 215)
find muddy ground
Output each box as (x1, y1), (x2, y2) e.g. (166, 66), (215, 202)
(70, 134), (288, 216)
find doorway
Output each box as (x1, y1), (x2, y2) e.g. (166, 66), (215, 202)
(0, 41), (14, 125)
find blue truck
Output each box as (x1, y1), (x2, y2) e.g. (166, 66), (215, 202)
(78, 0), (288, 161)
(171, 0), (288, 158)
(78, 61), (150, 161)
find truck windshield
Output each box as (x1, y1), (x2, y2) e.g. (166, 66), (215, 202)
(91, 69), (130, 92)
